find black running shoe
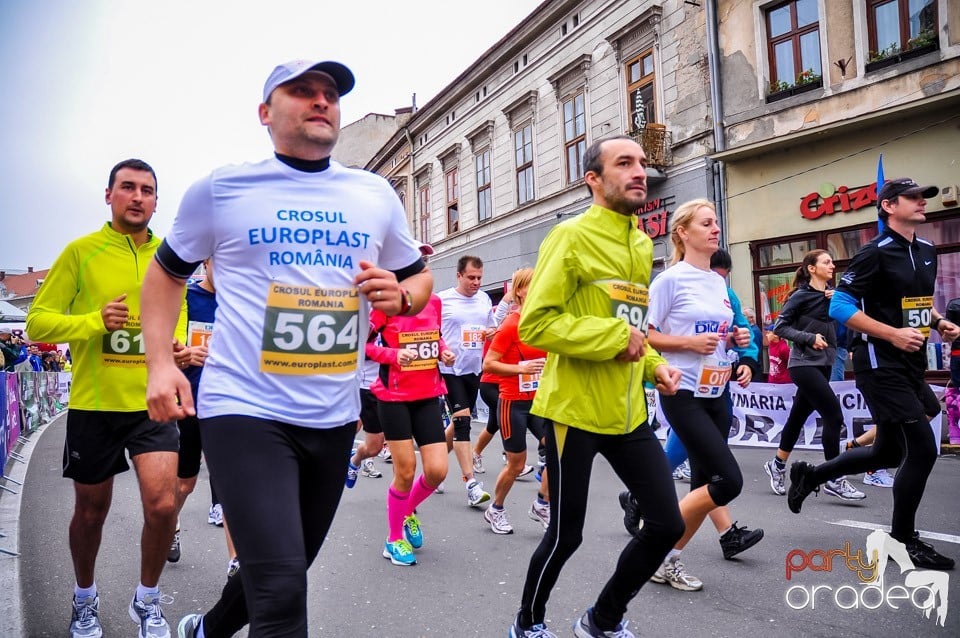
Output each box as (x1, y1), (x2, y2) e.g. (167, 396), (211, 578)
(617, 491), (642, 538)
(719, 521), (764, 559)
(904, 533), (955, 570)
(787, 461), (819, 514)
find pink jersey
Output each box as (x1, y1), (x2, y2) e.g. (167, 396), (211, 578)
(366, 294), (448, 402)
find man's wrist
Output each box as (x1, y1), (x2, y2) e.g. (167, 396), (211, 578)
(931, 316), (943, 331)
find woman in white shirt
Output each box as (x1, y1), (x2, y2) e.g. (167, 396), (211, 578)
(645, 199), (757, 591)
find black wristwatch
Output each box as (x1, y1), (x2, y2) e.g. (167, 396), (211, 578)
(931, 316), (943, 331)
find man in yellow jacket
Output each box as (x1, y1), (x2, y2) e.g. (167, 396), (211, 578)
(27, 158), (188, 638)
(509, 136), (683, 638)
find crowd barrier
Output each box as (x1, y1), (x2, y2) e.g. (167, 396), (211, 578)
(1, 371), (70, 475)
(652, 380), (946, 451)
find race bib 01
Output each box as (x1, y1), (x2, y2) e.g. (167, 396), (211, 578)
(399, 329), (440, 371)
(260, 284), (359, 376)
(518, 358), (545, 393)
(901, 296), (933, 338)
(187, 321), (214, 348)
(609, 282), (649, 333)
(694, 356), (732, 398)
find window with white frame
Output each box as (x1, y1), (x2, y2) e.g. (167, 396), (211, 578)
(445, 168), (459, 234)
(562, 92), (586, 183)
(515, 123), (534, 205)
(417, 183), (430, 243)
(476, 150), (492, 222)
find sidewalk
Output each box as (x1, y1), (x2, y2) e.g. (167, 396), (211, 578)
(0, 411), (62, 637)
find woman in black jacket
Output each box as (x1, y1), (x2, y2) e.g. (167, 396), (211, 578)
(762, 249), (866, 501)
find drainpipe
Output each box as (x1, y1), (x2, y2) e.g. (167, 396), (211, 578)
(404, 125), (417, 239)
(705, 0), (729, 247)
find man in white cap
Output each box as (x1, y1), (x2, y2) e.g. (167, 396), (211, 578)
(141, 59), (432, 636)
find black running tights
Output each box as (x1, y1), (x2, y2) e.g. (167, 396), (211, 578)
(518, 422), (683, 631)
(198, 416), (356, 638)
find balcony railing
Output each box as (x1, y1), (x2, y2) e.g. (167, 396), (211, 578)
(628, 124), (672, 168)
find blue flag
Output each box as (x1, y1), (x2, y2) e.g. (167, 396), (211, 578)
(877, 154), (885, 233)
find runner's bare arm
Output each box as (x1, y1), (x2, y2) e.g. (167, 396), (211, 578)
(142, 261), (195, 421)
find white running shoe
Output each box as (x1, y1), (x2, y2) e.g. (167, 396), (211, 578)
(651, 557), (703, 591)
(763, 460), (787, 496)
(824, 477), (866, 500)
(129, 592), (171, 638)
(177, 614), (202, 638)
(862, 468), (894, 488)
(466, 479), (491, 507)
(484, 505), (514, 534)
(69, 595), (103, 638)
(360, 458), (383, 478)
(516, 464), (535, 479)
(434, 481), (445, 494)
(207, 503), (223, 526)
(473, 452), (485, 474)
(528, 500), (550, 530)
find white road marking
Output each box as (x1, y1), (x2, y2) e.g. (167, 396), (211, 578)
(828, 519), (960, 544)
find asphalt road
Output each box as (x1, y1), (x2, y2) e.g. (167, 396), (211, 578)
(7, 414), (960, 637)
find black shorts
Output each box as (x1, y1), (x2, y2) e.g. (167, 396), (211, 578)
(856, 368), (941, 426)
(359, 388), (383, 434)
(177, 414), (202, 479)
(498, 398), (548, 454)
(378, 397), (446, 447)
(63, 409), (179, 484)
(441, 373), (480, 414)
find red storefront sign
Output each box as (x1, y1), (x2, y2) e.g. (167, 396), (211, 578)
(636, 195), (675, 238)
(800, 183), (878, 220)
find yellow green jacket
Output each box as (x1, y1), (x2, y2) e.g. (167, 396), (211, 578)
(519, 205), (666, 434)
(27, 223), (187, 411)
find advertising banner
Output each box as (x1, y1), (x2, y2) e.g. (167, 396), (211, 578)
(654, 381), (944, 450)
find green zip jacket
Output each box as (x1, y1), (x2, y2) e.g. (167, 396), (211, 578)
(27, 222), (187, 412)
(519, 204), (667, 434)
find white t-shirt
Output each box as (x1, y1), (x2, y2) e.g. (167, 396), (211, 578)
(358, 347), (381, 391)
(437, 287), (494, 375)
(164, 158), (421, 428)
(647, 261), (734, 394)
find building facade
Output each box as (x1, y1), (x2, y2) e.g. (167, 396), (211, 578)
(714, 0), (959, 376)
(366, 0), (719, 298)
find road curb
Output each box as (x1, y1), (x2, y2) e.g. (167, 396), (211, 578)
(0, 412), (66, 638)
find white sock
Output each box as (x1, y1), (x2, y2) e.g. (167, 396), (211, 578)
(74, 583), (96, 600)
(136, 583), (159, 601)
(665, 548), (682, 562)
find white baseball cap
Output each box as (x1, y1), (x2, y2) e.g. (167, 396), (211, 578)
(262, 59), (355, 103)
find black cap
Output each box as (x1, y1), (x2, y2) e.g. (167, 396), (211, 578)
(877, 178), (938, 209)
